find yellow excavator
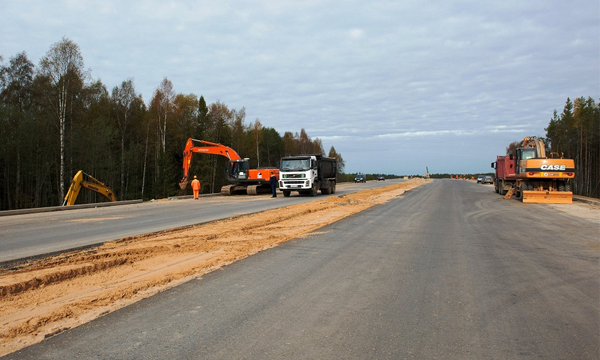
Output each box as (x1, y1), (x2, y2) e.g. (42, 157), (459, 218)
(62, 170), (117, 206)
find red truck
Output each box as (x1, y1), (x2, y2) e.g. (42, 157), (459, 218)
(491, 155), (516, 195)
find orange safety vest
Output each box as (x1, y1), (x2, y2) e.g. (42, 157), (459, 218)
(191, 179), (201, 191)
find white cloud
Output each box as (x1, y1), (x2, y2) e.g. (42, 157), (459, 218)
(1, 0), (598, 175)
(348, 28), (364, 40)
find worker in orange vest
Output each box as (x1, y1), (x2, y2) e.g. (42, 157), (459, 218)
(191, 175), (201, 200)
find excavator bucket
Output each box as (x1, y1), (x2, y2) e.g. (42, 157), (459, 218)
(522, 191), (573, 204)
(179, 180), (189, 190)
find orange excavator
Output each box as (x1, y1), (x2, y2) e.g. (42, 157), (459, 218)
(179, 138), (279, 195)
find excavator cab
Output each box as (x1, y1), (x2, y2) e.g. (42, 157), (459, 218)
(516, 147), (537, 174)
(227, 159), (250, 181)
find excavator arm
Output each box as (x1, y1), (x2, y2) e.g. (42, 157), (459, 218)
(179, 138), (243, 189)
(521, 136), (546, 158)
(63, 170), (117, 206)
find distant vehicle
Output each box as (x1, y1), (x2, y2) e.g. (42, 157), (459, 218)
(477, 175), (485, 183)
(378, 176), (385, 181)
(482, 175), (493, 184)
(354, 174), (366, 183)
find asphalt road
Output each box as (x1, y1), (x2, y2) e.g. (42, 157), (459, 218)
(0, 179), (396, 264)
(4, 179), (598, 359)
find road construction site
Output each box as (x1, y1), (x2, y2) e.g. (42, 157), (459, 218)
(1, 178), (598, 359)
(0, 179), (425, 356)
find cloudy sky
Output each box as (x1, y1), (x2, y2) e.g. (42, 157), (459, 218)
(2, 0), (598, 175)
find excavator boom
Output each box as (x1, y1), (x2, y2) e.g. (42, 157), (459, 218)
(180, 138), (243, 189)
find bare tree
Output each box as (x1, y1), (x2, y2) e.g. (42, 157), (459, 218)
(505, 141), (521, 156)
(252, 119), (263, 167)
(230, 107), (246, 152)
(328, 146), (345, 173)
(112, 79), (137, 200)
(39, 37), (86, 202)
(312, 138), (324, 155)
(148, 78), (174, 190)
(157, 78), (174, 153)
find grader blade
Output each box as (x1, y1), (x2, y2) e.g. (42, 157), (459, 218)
(522, 191), (573, 204)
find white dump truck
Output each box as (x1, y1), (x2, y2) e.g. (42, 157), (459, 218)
(278, 155), (337, 197)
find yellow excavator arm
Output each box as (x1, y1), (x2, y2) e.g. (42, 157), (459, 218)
(62, 170), (117, 206)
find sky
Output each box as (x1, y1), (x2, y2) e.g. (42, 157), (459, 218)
(1, 0), (598, 176)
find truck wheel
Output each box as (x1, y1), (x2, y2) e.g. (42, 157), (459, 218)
(310, 184), (318, 196)
(283, 190), (291, 197)
(331, 182), (336, 194)
(499, 180), (507, 195)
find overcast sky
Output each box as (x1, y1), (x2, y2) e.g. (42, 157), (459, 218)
(2, 0), (598, 175)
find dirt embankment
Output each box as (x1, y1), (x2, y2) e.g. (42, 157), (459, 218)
(0, 179), (429, 356)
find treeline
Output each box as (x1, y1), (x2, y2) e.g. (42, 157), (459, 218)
(0, 37), (344, 210)
(545, 97), (599, 198)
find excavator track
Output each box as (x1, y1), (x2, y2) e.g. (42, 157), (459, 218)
(221, 184), (264, 195)
(220, 185), (235, 196)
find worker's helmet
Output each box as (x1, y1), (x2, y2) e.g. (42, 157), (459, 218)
(194, 175), (197, 179)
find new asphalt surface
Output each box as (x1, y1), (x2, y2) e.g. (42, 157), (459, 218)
(3, 180), (599, 359)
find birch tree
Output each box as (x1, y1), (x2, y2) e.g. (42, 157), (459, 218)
(112, 79), (138, 200)
(156, 77), (174, 153)
(252, 119), (263, 167)
(39, 37), (86, 202)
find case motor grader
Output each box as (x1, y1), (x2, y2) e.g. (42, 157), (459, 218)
(179, 138), (279, 195)
(492, 136), (575, 204)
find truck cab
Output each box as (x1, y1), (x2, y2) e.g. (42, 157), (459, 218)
(279, 155), (337, 197)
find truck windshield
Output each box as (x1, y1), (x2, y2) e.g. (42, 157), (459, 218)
(281, 159), (311, 171)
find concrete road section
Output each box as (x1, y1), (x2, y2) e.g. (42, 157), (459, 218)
(0, 180), (402, 263)
(4, 180), (598, 359)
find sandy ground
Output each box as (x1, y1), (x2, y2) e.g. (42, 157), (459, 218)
(1, 179), (598, 356)
(0, 179), (429, 356)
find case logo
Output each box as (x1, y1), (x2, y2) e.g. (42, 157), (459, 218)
(540, 164), (566, 171)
